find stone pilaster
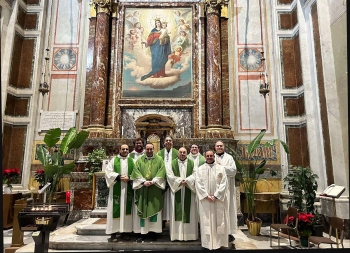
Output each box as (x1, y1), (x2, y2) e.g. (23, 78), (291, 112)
(89, 0), (112, 128)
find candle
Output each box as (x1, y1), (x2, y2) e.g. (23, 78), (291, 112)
(121, 126), (124, 136)
(66, 191), (71, 204)
(182, 127), (184, 136)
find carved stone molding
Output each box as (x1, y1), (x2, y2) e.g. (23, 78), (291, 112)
(92, 0), (113, 14)
(205, 0), (230, 16)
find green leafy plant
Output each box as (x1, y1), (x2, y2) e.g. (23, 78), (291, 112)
(36, 127), (89, 202)
(283, 165), (318, 213)
(85, 147), (108, 183)
(228, 129), (289, 223)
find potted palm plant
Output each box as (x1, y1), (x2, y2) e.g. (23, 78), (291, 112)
(228, 129), (289, 236)
(36, 127), (89, 202)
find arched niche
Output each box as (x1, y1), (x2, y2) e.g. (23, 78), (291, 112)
(135, 114), (176, 148)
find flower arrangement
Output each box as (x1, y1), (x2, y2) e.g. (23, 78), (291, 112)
(34, 169), (46, 187)
(285, 212), (314, 237)
(2, 168), (21, 188)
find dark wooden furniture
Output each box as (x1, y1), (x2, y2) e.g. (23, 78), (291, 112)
(18, 203), (70, 253)
(241, 192), (280, 223)
(3, 192), (23, 229)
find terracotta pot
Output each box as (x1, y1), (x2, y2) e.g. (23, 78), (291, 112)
(246, 218), (262, 236)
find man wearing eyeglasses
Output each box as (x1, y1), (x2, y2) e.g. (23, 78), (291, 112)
(130, 137), (145, 161)
(187, 144), (205, 169)
(105, 144), (135, 242)
(157, 135), (178, 228)
(214, 141), (237, 243)
(167, 147), (198, 241)
(131, 142), (166, 242)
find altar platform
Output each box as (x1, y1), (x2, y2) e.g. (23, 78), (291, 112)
(4, 218), (349, 252)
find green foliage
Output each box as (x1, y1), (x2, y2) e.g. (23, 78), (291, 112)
(228, 129), (289, 221)
(283, 165), (318, 213)
(85, 148), (108, 183)
(36, 127), (89, 202)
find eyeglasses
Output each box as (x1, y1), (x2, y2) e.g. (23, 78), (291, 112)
(191, 146), (198, 149)
(165, 140), (172, 142)
(121, 148), (129, 150)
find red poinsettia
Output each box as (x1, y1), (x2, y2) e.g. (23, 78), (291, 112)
(2, 168), (21, 188)
(284, 212), (314, 237)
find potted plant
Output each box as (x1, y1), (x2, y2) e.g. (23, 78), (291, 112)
(36, 127), (89, 202)
(84, 147), (108, 183)
(283, 165), (319, 213)
(2, 168), (21, 193)
(285, 212), (314, 247)
(228, 129), (289, 236)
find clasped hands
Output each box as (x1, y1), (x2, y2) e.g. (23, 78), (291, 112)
(206, 195), (217, 202)
(120, 175), (129, 183)
(143, 181), (154, 187)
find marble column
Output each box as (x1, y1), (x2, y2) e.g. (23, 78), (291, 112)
(90, 1), (111, 127)
(205, 0), (223, 128)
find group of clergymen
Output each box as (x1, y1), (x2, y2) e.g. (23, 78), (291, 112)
(105, 135), (238, 250)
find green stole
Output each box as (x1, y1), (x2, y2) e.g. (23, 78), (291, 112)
(113, 157), (134, 218)
(198, 155), (205, 166)
(171, 158), (194, 223)
(158, 148), (178, 161)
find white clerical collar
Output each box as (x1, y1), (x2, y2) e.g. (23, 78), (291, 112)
(178, 158), (187, 164)
(145, 155), (154, 160)
(118, 154), (128, 159)
(190, 153), (198, 158)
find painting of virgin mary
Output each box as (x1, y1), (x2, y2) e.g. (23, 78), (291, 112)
(122, 8), (193, 98)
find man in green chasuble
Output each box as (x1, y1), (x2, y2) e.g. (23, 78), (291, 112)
(105, 144), (135, 242)
(131, 142), (166, 242)
(167, 147), (198, 241)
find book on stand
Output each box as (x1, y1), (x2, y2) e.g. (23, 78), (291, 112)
(320, 184), (345, 198)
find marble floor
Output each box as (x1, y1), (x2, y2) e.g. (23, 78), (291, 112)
(3, 218), (350, 252)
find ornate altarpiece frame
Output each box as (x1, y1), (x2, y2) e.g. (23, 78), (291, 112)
(113, 1), (200, 137)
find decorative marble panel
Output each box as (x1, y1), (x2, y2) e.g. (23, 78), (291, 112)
(94, 173), (108, 209)
(5, 94), (30, 117)
(285, 124), (309, 167)
(121, 108), (192, 139)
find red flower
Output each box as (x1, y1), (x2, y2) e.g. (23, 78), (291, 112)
(2, 168), (21, 187)
(284, 212), (314, 236)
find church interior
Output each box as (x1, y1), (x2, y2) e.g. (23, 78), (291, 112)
(1, 0), (348, 250)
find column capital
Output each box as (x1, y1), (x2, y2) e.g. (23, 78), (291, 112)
(92, 0), (113, 14)
(205, 0), (230, 16)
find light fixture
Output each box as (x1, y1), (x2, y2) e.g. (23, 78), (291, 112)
(39, 49), (50, 95)
(39, 1), (54, 96)
(259, 51), (270, 98)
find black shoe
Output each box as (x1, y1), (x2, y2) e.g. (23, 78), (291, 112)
(228, 234), (235, 242)
(149, 232), (158, 241)
(120, 233), (130, 241)
(136, 237), (144, 242)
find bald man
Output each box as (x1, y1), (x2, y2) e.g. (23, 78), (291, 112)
(167, 147), (198, 241)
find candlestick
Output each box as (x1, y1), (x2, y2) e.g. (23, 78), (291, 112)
(66, 191), (71, 204)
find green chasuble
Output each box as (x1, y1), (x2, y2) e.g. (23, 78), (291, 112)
(113, 157), (134, 218)
(171, 159), (194, 223)
(130, 154), (166, 219)
(157, 148), (178, 161)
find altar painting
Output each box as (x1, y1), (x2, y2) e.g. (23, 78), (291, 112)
(122, 7), (193, 98)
